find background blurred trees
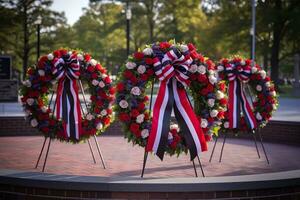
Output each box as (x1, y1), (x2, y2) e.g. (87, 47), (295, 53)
(0, 0), (299, 84)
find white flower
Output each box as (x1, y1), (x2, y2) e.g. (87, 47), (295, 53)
(210, 109), (218, 118)
(217, 65), (224, 72)
(180, 44), (189, 52)
(41, 106), (48, 113)
(251, 67), (258, 73)
(208, 70), (215, 75)
(24, 109), (31, 117)
(272, 104), (277, 110)
(137, 65), (146, 74)
(136, 114), (145, 124)
(23, 80), (31, 87)
(256, 113), (262, 120)
(38, 69), (45, 76)
(101, 73), (108, 79)
(224, 121), (229, 128)
(209, 75), (217, 85)
(141, 129), (149, 138)
(256, 85), (262, 91)
(86, 113), (94, 121)
(168, 132), (173, 140)
(100, 109), (107, 116)
(240, 60), (246, 66)
(47, 53), (54, 60)
(197, 65), (206, 74)
(90, 59), (97, 66)
(216, 91), (224, 100)
(189, 64), (198, 73)
(126, 62), (136, 69)
(98, 81), (105, 88)
(208, 99), (215, 108)
(270, 91), (276, 96)
(170, 124), (179, 131)
(142, 47), (153, 56)
(92, 79), (99, 86)
(96, 122), (103, 130)
(119, 100), (129, 109)
(30, 119), (38, 127)
(201, 119), (208, 128)
(260, 70), (266, 79)
(265, 81), (271, 88)
(131, 86), (141, 96)
(77, 54), (84, 61)
(26, 98), (34, 106)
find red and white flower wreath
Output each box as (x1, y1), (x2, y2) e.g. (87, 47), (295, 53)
(20, 49), (115, 143)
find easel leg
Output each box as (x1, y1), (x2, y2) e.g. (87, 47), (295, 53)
(141, 151), (148, 178)
(197, 156), (205, 177)
(93, 135), (106, 169)
(42, 138), (52, 172)
(219, 133), (227, 163)
(35, 137), (48, 169)
(87, 139), (96, 164)
(252, 130), (261, 159)
(209, 136), (218, 162)
(192, 159), (198, 177)
(258, 131), (270, 164)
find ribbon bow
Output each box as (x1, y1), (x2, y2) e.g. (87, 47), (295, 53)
(146, 47), (207, 161)
(226, 63), (257, 129)
(52, 54), (82, 140)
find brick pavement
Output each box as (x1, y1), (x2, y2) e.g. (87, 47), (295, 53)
(0, 136), (299, 178)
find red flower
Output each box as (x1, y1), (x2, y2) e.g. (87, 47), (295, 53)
(219, 82), (226, 92)
(187, 43), (196, 51)
(147, 69), (154, 76)
(197, 74), (208, 83)
(94, 107), (100, 114)
(59, 49), (68, 56)
(41, 127), (49, 133)
(102, 117), (110, 125)
(159, 41), (171, 49)
(222, 58), (229, 65)
(206, 84), (214, 93)
(245, 59), (251, 66)
(190, 51), (198, 59)
(217, 111), (225, 119)
(49, 119), (56, 126)
(265, 76), (271, 82)
(104, 76), (111, 84)
(123, 70), (133, 79)
(145, 58), (153, 65)
(41, 87), (48, 93)
(130, 109), (140, 118)
(95, 64), (102, 71)
(206, 60), (215, 70)
(107, 109), (113, 115)
(109, 87), (115, 95)
(91, 73), (98, 79)
(140, 74), (149, 81)
(96, 100), (104, 107)
(87, 65), (95, 73)
(190, 74), (197, 81)
(130, 123), (141, 137)
(144, 112), (150, 120)
(205, 134), (211, 141)
(84, 54), (91, 61)
(143, 96), (149, 102)
(207, 117), (214, 123)
(53, 50), (61, 57)
(116, 82), (125, 92)
(130, 76), (138, 84)
(219, 98), (227, 106)
(200, 88), (208, 96)
(90, 95), (97, 101)
(83, 119), (89, 126)
(138, 103), (145, 111)
(119, 112), (130, 122)
(134, 52), (144, 60)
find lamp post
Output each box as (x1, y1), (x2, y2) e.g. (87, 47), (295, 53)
(126, 2), (132, 56)
(250, 0), (256, 67)
(35, 16), (42, 62)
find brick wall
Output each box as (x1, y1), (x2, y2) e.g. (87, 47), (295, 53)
(0, 116), (299, 145)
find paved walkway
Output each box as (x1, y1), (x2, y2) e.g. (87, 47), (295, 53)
(0, 136), (299, 178)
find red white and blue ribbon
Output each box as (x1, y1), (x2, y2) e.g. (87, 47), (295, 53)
(52, 54), (82, 140)
(227, 64), (257, 129)
(146, 47), (207, 161)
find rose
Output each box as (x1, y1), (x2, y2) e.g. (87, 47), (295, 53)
(197, 65), (206, 74)
(119, 100), (129, 109)
(143, 47), (153, 56)
(256, 112), (262, 120)
(209, 75), (217, 85)
(265, 81), (271, 88)
(130, 123), (140, 135)
(260, 70), (266, 79)
(159, 41), (171, 49)
(207, 99), (215, 107)
(240, 60), (246, 66)
(137, 65), (146, 74)
(217, 65), (224, 72)
(86, 113), (94, 121)
(126, 62), (136, 69)
(256, 85), (262, 91)
(219, 98), (227, 106)
(251, 67), (258, 73)
(96, 122), (103, 130)
(198, 74), (207, 83)
(134, 52), (144, 60)
(224, 121), (229, 128)
(136, 114), (145, 124)
(26, 98), (35, 106)
(89, 59), (97, 66)
(216, 91), (224, 100)
(189, 64), (197, 73)
(77, 54), (83, 61)
(210, 109), (218, 118)
(131, 86), (141, 96)
(119, 112), (130, 121)
(38, 69), (45, 76)
(23, 80), (31, 87)
(47, 53), (54, 60)
(92, 79), (99, 86)
(201, 119), (208, 128)
(116, 82), (125, 91)
(130, 109), (140, 118)
(179, 44), (189, 52)
(99, 81), (105, 88)
(30, 119), (38, 127)
(141, 129), (149, 138)
(100, 109), (107, 116)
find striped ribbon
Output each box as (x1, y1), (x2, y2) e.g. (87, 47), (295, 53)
(146, 47), (207, 161)
(226, 64), (257, 129)
(52, 54), (82, 140)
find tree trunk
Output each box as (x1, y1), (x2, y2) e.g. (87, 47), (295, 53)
(22, 2), (29, 80)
